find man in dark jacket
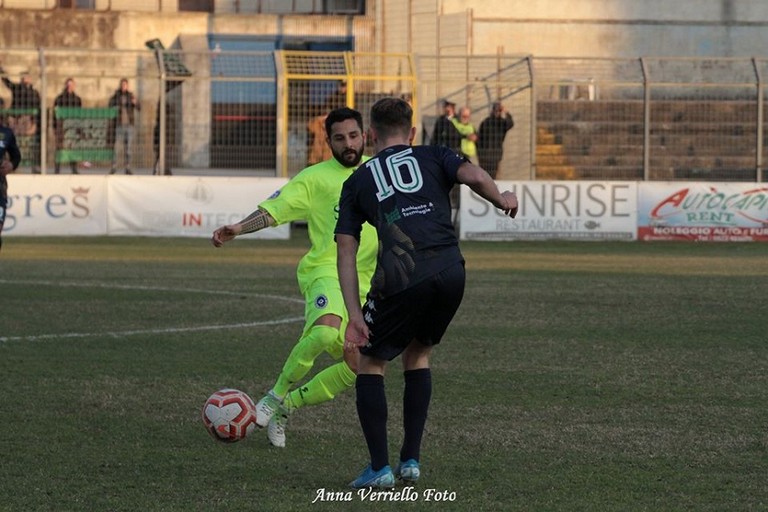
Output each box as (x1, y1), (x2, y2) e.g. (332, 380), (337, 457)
(53, 77), (83, 174)
(108, 78), (140, 174)
(1, 68), (41, 172)
(477, 102), (514, 179)
(430, 98), (461, 154)
(1, 69), (41, 111)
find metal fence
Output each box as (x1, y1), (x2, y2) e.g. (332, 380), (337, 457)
(2, 48), (768, 182)
(278, 51), (417, 176)
(415, 54), (534, 181)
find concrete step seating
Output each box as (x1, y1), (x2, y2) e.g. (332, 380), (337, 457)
(536, 99), (763, 180)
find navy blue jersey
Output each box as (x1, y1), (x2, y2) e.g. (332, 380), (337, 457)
(336, 144), (465, 299)
(0, 126), (22, 207)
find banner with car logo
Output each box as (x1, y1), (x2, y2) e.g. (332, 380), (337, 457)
(638, 182), (768, 241)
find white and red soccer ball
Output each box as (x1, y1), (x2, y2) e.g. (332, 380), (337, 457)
(202, 388), (258, 443)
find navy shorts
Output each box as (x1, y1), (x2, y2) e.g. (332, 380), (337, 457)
(360, 261), (466, 361)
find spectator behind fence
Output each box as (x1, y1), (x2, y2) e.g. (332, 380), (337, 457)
(431, 99), (464, 226)
(451, 106), (478, 164)
(53, 78), (82, 174)
(430, 98), (461, 154)
(477, 102), (514, 179)
(325, 80), (348, 112)
(108, 78), (139, 175)
(0, 66), (41, 173)
(307, 113), (332, 165)
(0, 68), (41, 111)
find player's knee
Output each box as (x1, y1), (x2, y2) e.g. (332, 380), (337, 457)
(402, 339), (432, 370)
(298, 324), (340, 357)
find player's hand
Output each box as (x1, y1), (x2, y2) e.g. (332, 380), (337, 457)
(0, 160), (12, 176)
(501, 191), (518, 218)
(344, 316), (370, 353)
(211, 224), (241, 247)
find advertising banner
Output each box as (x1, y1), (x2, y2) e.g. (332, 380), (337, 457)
(460, 181), (638, 241)
(638, 182), (768, 241)
(107, 176), (289, 238)
(6, 176), (289, 239)
(4, 175), (109, 235)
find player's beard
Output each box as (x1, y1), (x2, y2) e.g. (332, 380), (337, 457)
(333, 145), (364, 168)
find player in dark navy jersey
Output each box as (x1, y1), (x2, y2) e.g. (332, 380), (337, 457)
(0, 124), (22, 254)
(335, 97), (517, 489)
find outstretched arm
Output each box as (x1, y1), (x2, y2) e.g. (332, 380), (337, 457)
(456, 161), (518, 217)
(1, 72), (13, 90)
(211, 207), (275, 247)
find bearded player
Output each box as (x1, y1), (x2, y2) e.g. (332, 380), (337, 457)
(211, 107), (377, 447)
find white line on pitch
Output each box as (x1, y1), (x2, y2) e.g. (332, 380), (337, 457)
(0, 317), (305, 343)
(0, 278), (305, 343)
(0, 279), (305, 304)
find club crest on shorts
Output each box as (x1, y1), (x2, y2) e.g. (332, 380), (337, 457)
(314, 294), (329, 309)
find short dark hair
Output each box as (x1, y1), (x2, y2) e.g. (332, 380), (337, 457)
(370, 97), (412, 139)
(325, 107), (363, 136)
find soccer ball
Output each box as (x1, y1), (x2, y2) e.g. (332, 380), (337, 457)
(202, 388), (258, 443)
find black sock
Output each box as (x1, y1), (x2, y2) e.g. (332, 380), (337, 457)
(400, 368), (432, 463)
(356, 374), (388, 471)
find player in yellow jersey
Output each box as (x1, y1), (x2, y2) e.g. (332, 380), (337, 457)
(211, 107), (377, 447)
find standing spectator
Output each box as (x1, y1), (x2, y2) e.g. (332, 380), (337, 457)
(477, 101), (514, 179)
(0, 68), (41, 111)
(431, 99), (463, 226)
(1, 123), (22, 254)
(325, 80), (348, 112)
(451, 106), (479, 164)
(53, 78), (82, 174)
(307, 113), (332, 165)
(108, 78), (139, 175)
(335, 97), (518, 489)
(0, 67), (41, 173)
(430, 98), (461, 154)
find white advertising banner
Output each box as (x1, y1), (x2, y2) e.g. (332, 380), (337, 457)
(460, 181), (638, 241)
(4, 175), (109, 236)
(638, 182), (768, 241)
(107, 176), (290, 238)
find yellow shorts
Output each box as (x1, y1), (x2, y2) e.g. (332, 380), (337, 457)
(302, 276), (347, 359)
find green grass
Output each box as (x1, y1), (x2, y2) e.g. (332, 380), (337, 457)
(1, 235), (767, 511)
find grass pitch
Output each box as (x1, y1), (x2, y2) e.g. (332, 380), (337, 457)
(1, 235), (766, 511)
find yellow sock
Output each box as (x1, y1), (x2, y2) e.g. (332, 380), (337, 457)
(287, 361), (356, 410)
